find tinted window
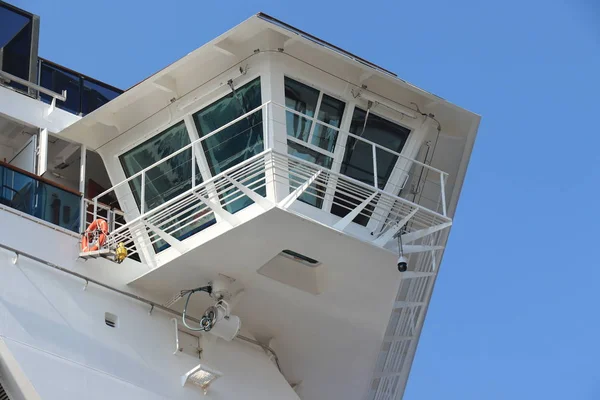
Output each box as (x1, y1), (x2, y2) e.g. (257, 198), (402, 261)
(82, 78), (122, 115)
(332, 108), (411, 225)
(193, 77), (264, 213)
(39, 60), (123, 115)
(120, 122), (213, 251)
(0, 4), (34, 90)
(39, 62), (81, 114)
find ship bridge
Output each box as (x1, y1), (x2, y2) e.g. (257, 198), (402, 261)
(3, 11), (480, 400)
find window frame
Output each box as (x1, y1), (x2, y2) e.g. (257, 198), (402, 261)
(283, 75), (347, 163)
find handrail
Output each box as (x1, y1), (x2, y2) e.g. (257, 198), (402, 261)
(280, 150), (450, 221)
(0, 69), (67, 102)
(0, 160), (81, 196)
(94, 98), (450, 229)
(107, 147), (447, 242)
(273, 101), (447, 176)
(93, 102), (269, 200)
(95, 99), (445, 203)
(106, 148), (271, 237)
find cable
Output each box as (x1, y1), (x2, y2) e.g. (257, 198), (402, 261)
(350, 100), (373, 153)
(181, 285), (214, 332)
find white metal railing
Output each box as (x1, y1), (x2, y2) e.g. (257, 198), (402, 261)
(83, 198), (126, 233)
(270, 101), (448, 217)
(87, 101), (450, 260)
(0, 69), (67, 101)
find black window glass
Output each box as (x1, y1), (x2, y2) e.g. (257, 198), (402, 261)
(284, 77), (319, 141)
(39, 62), (81, 114)
(0, 6), (29, 48)
(0, 5), (33, 89)
(311, 94), (345, 152)
(82, 79), (121, 115)
(344, 108), (410, 188)
(332, 108), (410, 225)
(193, 77), (264, 213)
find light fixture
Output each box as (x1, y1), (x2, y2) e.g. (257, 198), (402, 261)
(357, 91), (418, 119)
(182, 364), (223, 395)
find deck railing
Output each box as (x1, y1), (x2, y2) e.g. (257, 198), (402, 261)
(90, 101), (450, 261)
(0, 161), (81, 232)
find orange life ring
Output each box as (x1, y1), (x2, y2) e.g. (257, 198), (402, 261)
(81, 218), (109, 252)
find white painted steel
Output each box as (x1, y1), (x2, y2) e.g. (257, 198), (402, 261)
(83, 100), (453, 400)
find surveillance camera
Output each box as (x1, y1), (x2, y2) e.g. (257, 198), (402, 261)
(397, 255), (408, 272)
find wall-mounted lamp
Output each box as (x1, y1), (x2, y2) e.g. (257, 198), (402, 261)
(182, 364), (222, 395)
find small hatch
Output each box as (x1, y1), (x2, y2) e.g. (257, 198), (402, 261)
(281, 250), (320, 267)
(105, 312), (118, 328)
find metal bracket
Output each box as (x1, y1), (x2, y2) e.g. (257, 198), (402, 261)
(171, 318), (183, 355)
(400, 221), (452, 244)
(143, 220), (189, 255)
(373, 208), (418, 247)
(333, 192), (378, 231)
(278, 170), (322, 209)
(224, 175), (272, 210)
(194, 192), (240, 227)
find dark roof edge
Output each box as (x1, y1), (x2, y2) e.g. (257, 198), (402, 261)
(256, 12), (397, 78)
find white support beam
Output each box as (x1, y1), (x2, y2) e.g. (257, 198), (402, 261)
(79, 145), (87, 233)
(193, 192), (240, 227)
(54, 142), (80, 167)
(213, 38), (237, 57)
(400, 271), (435, 279)
(143, 221), (189, 255)
(373, 208), (418, 247)
(359, 71), (373, 84)
(152, 75), (177, 94)
(45, 96), (56, 117)
(278, 170), (322, 209)
(393, 301), (425, 308)
(383, 335), (415, 343)
(402, 244), (445, 254)
(283, 35), (298, 48)
(333, 192), (378, 231)
(225, 175), (272, 211)
(401, 221), (452, 244)
(37, 128), (48, 176)
(374, 370), (405, 379)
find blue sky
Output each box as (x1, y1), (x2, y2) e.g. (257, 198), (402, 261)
(13, 0), (600, 398)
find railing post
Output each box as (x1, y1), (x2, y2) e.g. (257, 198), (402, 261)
(191, 144), (196, 188)
(93, 198), (98, 222)
(79, 145), (87, 232)
(263, 102), (270, 149)
(108, 208), (115, 232)
(440, 172), (447, 217)
(140, 171), (146, 214)
(372, 144), (378, 189)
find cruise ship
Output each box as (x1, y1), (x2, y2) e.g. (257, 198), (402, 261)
(0, 2), (480, 399)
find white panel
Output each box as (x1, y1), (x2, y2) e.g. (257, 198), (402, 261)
(9, 135), (36, 173)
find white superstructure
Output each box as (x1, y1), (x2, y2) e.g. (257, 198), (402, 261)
(0, 3), (480, 399)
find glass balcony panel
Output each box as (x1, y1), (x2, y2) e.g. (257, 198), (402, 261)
(39, 61), (81, 114)
(0, 163), (81, 232)
(82, 78), (121, 115)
